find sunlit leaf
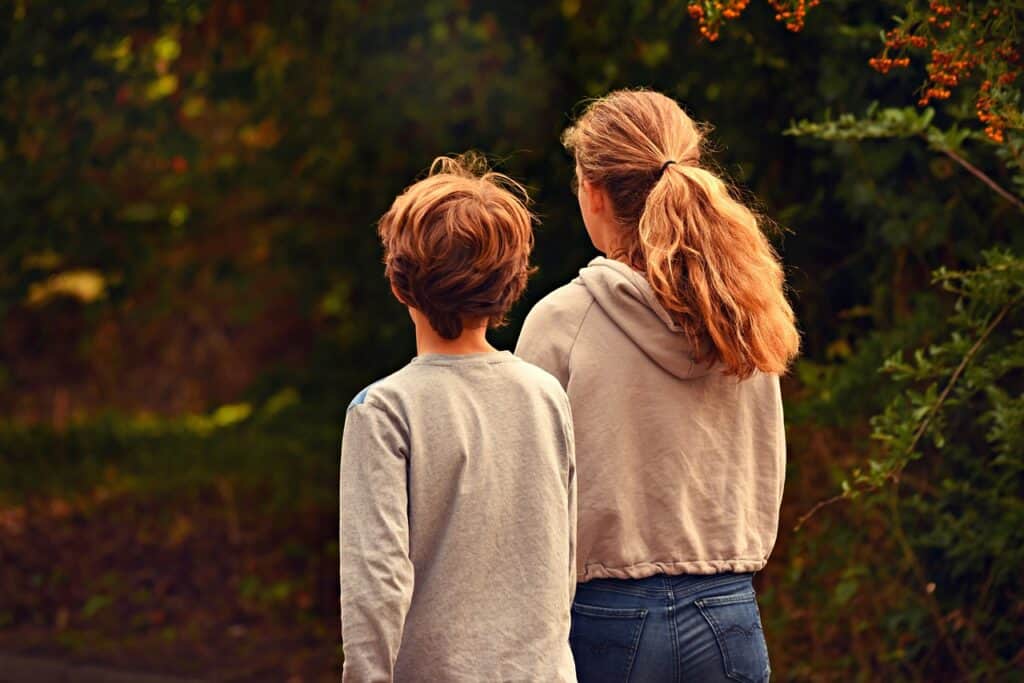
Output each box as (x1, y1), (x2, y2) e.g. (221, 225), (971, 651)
(145, 74), (178, 100)
(26, 270), (107, 306)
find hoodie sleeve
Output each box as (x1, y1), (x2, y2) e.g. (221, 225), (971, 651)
(515, 282), (594, 389)
(340, 399), (413, 683)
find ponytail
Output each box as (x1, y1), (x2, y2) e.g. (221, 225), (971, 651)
(639, 164), (798, 377)
(563, 89), (799, 377)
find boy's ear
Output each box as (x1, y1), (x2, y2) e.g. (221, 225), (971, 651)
(389, 281), (407, 306)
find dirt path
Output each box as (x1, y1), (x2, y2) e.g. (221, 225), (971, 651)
(0, 653), (206, 683)
(0, 489), (339, 682)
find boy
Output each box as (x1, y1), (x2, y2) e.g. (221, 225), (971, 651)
(340, 154), (577, 682)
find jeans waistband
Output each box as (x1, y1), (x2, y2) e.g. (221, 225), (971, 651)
(577, 572), (754, 599)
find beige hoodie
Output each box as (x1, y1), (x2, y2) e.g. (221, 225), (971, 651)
(516, 257), (785, 582)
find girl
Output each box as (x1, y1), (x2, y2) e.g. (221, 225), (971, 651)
(517, 89), (799, 682)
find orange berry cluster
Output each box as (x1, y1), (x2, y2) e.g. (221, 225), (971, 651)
(721, 0), (749, 19)
(997, 71), (1019, 86)
(919, 48), (978, 105)
(977, 68), (1019, 143)
(883, 29), (929, 51)
(920, 86), (952, 103)
(869, 56), (911, 75)
(687, 0), (816, 41)
(686, 0), (751, 42)
(870, 28), (930, 74)
(862, 2), (1019, 145)
(977, 80), (1004, 142)
(768, 0), (819, 32)
(926, 1), (956, 29)
(995, 44), (1021, 65)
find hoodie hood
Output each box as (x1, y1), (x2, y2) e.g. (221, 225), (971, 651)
(577, 256), (715, 380)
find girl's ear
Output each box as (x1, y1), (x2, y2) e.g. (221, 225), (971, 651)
(581, 179), (607, 215)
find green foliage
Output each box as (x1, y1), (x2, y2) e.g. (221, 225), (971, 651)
(788, 106), (1024, 208)
(865, 250), (1024, 486)
(995, 132), (1024, 196)
(858, 255), (1024, 673)
(854, 249), (1024, 674)
(782, 1), (1024, 675)
(786, 103), (977, 157)
(788, 104), (939, 141)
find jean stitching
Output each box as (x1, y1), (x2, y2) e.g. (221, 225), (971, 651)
(572, 603), (647, 619)
(699, 603), (735, 679)
(697, 600), (765, 683)
(576, 584), (657, 599)
(621, 608), (647, 682)
(676, 575), (752, 601)
(580, 573), (751, 600)
(569, 603), (648, 681)
(694, 590), (756, 608)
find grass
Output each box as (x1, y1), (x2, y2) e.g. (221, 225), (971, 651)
(0, 401), (340, 509)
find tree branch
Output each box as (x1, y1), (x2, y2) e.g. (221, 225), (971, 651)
(940, 146), (1024, 212)
(795, 299), (1018, 531)
(899, 301), (1014, 465)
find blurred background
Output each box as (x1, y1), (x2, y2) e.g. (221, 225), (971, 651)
(1, 1), (1022, 681)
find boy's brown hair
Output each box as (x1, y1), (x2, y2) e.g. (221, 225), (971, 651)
(378, 153), (536, 340)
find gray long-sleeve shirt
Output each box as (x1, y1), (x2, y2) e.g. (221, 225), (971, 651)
(339, 351), (577, 682)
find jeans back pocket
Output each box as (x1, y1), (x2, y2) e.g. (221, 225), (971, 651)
(570, 602), (648, 683)
(694, 590), (771, 683)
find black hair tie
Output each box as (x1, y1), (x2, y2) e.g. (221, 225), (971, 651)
(659, 160), (677, 177)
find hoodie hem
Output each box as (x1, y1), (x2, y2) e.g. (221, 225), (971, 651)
(579, 558), (768, 582)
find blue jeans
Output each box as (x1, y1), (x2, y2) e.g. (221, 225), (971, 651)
(570, 573), (771, 683)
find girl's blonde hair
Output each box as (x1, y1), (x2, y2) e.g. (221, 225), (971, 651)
(562, 89), (799, 377)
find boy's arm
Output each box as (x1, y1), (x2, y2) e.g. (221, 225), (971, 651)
(561, 398), (578, 599)
(566, 428), (578, 602)
(340, 401), (413, 683)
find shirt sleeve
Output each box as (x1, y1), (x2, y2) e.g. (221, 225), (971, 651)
(340, 401), (413, 683)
